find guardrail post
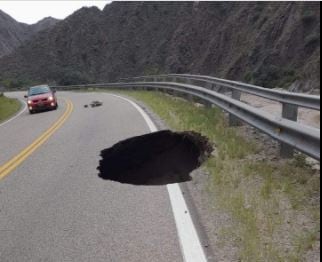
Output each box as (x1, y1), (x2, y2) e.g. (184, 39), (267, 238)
(197, 82), (213, 107)
(229, 90), (243, 126)
(205, 82), (213, 90)
(183, 79), (194, 102)
(186, 94), (194, 102)
(204, 99), (212, 108)
(280, 103), (299, 158)
(168, 77), (179, 96)
(185, 78), (193, 85)
(144, 77), (152, 90)
(175, 77), (183, 83)
(152, 77), (159, 91)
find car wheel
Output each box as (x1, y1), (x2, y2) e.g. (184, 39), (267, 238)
(29, 110), (34, 114)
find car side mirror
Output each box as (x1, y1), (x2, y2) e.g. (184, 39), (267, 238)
(24, 95), (28, 98)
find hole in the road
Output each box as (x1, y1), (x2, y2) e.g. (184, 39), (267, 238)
(97, 130), (213, 185)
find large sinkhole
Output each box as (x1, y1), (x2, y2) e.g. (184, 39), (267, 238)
(97, 130), (213, 185)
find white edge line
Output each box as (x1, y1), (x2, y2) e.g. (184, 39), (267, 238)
(0, 98), (27, 128)
(109, 94), (208, 262)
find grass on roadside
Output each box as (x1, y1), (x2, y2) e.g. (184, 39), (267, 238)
(111, 90), (320, 261)
(0, 93), (21, 123)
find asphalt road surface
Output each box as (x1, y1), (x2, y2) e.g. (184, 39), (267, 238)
(0, 92), (205, 262)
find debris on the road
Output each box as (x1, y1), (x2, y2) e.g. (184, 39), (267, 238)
(90, 101), (103, 108)
(97, 130), (213, 185)
(84, 105), (88, 108)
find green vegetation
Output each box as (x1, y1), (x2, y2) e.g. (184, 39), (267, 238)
(244, 71), (255, 84)
(143, 65), (164, 76)
(302, 10), (317, 25)
(0, 77), (34, 89)
(0, 93), (21, 123)
(244, 66), (299, 89)
(56, 68), (92, 85)
(112, 90), (320, 261)
(305, 33), (320, 48)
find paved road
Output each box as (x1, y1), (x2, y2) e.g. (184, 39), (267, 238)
(0, 92), (187, 262)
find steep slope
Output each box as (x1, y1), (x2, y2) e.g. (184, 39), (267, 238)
(0, 10), (59, 57)
(0, 10), (30, 57)
(0, 2), (320, 91)
(29, 17), (60, 34)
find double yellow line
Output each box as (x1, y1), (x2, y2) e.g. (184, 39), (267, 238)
(0, 99), (74, 180)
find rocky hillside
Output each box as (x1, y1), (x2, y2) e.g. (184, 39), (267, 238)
(0, 2), (320, 91)
(0, 10), (59, 58)
(29, 17), (60, 35)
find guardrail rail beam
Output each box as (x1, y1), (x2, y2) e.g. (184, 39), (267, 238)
(51, 74), (320, 161)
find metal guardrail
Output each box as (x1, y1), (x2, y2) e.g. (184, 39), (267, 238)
(52, 79), (321, 161)
(120, 74), (321, 110)
(119, 74), (321, 159)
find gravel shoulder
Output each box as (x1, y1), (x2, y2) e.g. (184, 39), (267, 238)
(241, 93), (320, 129)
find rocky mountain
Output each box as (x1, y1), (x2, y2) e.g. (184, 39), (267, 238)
(29, 17), (60, 35)
(0, 10), (59, 58)
(0, 2), (320, 91)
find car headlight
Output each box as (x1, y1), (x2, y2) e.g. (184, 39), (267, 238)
(27, 100), (32, 105)
(48, 96), (54, 101)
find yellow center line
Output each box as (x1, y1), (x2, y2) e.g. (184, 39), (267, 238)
(0, 99), (74, 180)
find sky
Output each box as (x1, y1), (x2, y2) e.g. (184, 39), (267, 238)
(0, 1), (111, 24)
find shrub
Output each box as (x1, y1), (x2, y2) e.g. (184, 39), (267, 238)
(143, 66), (164, 76)
(0, 78), (32, 89)
(244, 72), (254, 83)
(305, 33), (320, 48)
(302, 10), (317, 25)
(253, 65), (298, 89)
(58, 69), (91, 85)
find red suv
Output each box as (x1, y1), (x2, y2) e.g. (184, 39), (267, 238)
(25, 85), (58, 114)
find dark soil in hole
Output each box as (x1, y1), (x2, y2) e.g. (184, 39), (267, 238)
(97, 130), (213, 185)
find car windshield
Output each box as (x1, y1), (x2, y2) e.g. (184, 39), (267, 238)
(28, 86), (50, 96)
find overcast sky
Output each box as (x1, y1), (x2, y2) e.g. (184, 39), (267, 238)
(0, 1), (110, 24)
